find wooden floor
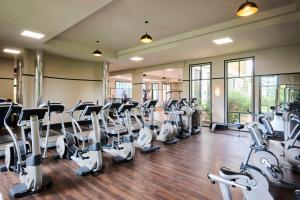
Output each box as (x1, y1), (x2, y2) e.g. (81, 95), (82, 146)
(0, 128), (299, 200)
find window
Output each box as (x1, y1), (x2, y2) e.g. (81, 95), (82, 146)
(190, 63), (211, 124)
(151, 83), (159, 100)
(115, 81), (132, 98)
(225, 58), (254, 124)
(162, 83), (171, 101)
(259, 76), (278, 113)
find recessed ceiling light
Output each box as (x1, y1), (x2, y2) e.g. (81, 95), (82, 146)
(130, 57), (144, 61)
(213, 37), (233, 45)
(21, 30), (45, 39)
(3, 48), (21, 55)
(165, 68), (174, 72)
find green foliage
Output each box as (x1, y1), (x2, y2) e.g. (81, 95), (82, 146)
(228, 90), (251, 113)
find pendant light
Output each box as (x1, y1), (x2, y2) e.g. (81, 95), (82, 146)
(140, 21), (153, 44)
(93, 41), (102, 56)
(237, 0), (258, 17)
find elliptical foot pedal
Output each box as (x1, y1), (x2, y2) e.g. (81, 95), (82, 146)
(141, 146), (160, 153)
(165, 138), (179, 145)
(0, 164), (8, 172)
(113, 155), (127, 163)
(9, 183), (29, 198)
(76, 166), (91, 176)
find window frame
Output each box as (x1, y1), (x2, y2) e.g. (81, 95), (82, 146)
(189, 62), (212, 124)
(224, 57), (255, 123)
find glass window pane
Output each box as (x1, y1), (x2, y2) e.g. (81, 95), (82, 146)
(201, 65), (210, 79)
(228, 77), (252, 113)
(227, 62), (239, 77)
(228, 113), (239, 123)
(240, 60), (253, 77)
(192, 66), (201, 80)
(240, 114), (252, 124)
(192, 81), (200, 98)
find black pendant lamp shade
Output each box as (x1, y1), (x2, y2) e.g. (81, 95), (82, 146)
(93, 41), (102, 56)
(140, 21), (153, 43)
(237, 0), (258, 17)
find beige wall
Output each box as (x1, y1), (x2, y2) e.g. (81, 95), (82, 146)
(0, 57), (14, 100)
(23, 49), (103, 123)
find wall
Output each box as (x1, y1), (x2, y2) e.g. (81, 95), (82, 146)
(0, 56), (14, 100)
(23, 49), (103, 123)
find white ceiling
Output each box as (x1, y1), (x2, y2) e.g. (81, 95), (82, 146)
(0, 0), (299, 72)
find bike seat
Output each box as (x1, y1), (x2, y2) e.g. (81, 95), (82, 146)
(220, 167), (251, 179)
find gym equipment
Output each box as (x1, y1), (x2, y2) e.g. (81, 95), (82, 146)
(134, 100), (160, 153)
(0, 103), (31, 171)
(188, 98), (202, 134)
(100, 101), (127, 143)
(55, 102), (104, 176)
(208, 167), (273, 200)
(157, 99), (179, 145)
(174, 98), (193, 139)
(0, 103), (26, 157)
(66, 101), (95, 142)
(284, 116), (300, 172)
(38, 101), (66, 158)
(127, 101), (143, 132)
(246, 122), (300, 189)
(102, 103), (135, 163)
(2, 103), (52, 198)
(139, 100), (161, 128)
(210, 122), (244, 133)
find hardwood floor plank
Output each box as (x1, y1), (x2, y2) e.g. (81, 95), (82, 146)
(0, 127), (297, 200)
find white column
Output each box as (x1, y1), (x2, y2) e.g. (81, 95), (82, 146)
(16, 57), (24, 104)
(34, 49), (43, 106)
(132, 72), (143, 101)
(102, 61), (109, 104)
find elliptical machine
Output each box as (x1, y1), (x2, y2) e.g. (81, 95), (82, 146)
(55, 101), (104, 176)
(188, 98), (202, 134)
(102, 103), (135, 163)
(38, 101), (66, 158)
(134, 100), (160, 153)
(175, 98), (193, 139)
(2, 103), (52, 198)
(157, 99), (179, 144)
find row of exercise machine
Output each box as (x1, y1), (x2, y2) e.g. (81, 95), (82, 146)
(208, 101), (300, 200)
(0, 97), (202, 198)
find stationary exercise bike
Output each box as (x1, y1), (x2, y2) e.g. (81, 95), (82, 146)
(2, 103), (52, 198)
(283, 116), (300, 172)
(246, 122), (300, 189)
(157, 99), (179, 145)
(102, 103), (135, 163)
(55, 102), (104, 176)
(208, 166), (274, 200)
(134, 100), (160, 153)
